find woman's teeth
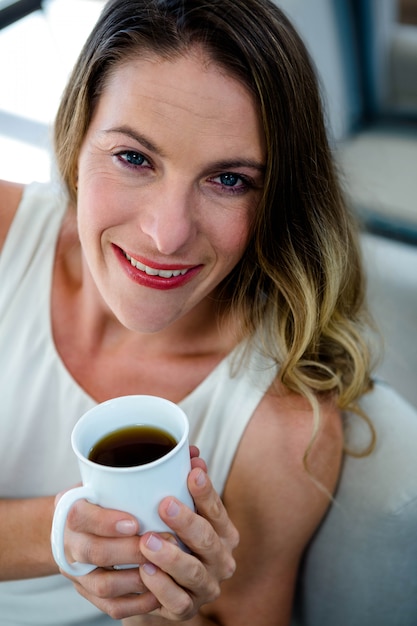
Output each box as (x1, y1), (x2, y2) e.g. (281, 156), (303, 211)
(125, 253), (189, 278)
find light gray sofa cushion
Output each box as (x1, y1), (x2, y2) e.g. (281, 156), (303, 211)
(293, 380), (417, 626)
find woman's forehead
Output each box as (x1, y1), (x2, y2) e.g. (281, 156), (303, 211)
(89, 51), (266, 160)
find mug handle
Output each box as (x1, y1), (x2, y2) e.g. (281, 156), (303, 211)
(51, 485), (98, 576)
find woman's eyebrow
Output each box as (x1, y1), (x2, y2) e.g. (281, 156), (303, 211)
(103, 125), (166, 156)
(207, 159), (265, 173)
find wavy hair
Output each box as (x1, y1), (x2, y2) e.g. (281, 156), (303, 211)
(54, 0), (376, 453)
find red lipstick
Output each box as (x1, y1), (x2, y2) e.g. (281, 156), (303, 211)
(113, 245), (201, 290)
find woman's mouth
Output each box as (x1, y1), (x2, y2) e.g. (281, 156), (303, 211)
(115, 246), (200, 290)
(124, 252), (190, 278)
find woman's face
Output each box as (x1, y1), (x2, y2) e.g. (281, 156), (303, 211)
(76, 49), (265, 333)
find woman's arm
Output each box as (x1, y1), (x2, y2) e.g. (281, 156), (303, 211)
(0, 497), (59, 580)
(0, 182), (59, 581)
(0, 179), (23, 249)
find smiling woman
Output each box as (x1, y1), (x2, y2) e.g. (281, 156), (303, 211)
(74, 52), (265, 331)
(0, 1), (375, 626)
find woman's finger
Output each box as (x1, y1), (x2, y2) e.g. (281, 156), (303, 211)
(65, 498), (139, 538)
(141, 533), (221, 595)
(65, 530), (146, 570)
(139, 559), (208, 621)
(71, 574), (161, 621)
(187, 468), (239, 548)
(189, 446), (208, 472)
(155, 498), (236, 584)
(65, 566), (147, 598)
(158, 469), (239, 565)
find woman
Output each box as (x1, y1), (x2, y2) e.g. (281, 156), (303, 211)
(0, 0), (374, 624)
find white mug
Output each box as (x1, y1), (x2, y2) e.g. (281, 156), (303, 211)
(51, 395), (193, 576)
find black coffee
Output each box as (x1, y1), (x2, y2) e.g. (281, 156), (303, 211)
(88, 425), (177, 467)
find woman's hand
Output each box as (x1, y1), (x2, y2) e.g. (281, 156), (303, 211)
(137, 466), (239, 621)
(56, 449), (239, 621)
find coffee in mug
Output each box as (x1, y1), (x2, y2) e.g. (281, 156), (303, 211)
(88, 425), (177, 467)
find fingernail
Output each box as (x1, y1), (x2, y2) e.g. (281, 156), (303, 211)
(167, 499), (180, 517)
(116, 519), (137, 535)
(195, 469), (206, 487)
(146, 534), (163, 552)
(142, 562), (157, 576)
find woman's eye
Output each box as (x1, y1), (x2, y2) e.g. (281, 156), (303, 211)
(221, 173), (240, 186)
(116, 151), (150, 168)
(212, 172), (249, 191)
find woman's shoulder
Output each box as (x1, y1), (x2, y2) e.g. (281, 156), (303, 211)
(225, 384), (343, 530)
(0, 179), (25, 250)
(244, 386), (343, 481)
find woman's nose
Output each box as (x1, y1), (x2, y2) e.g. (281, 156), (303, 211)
(139, 181), (197, 255)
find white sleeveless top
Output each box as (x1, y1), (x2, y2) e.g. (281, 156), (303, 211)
(0, 182), (278, 626)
